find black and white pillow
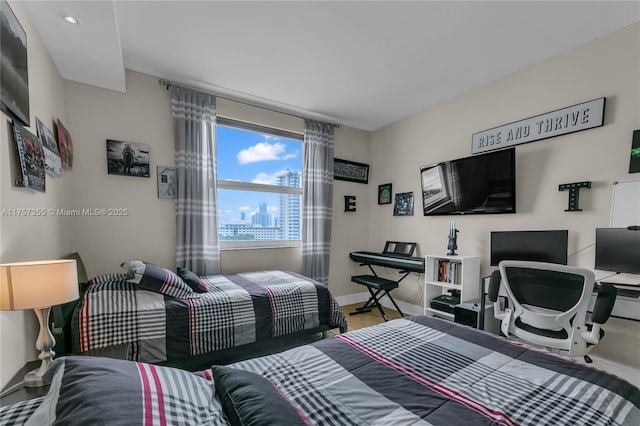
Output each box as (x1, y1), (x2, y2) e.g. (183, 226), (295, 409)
(121, 261), (194, 299)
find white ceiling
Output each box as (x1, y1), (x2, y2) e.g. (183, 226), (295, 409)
(23, 1), (640, 131)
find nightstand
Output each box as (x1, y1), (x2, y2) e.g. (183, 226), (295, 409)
(0, 361), (49, 407)
(0, 344), (130, 407)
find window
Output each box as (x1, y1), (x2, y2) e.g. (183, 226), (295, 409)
(216, 117), (303, 247)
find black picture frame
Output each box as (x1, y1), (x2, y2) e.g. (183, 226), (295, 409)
(106, 139), (150, 178)
(378, 183), (392, 204)
(630, 130), (640, 174)
(12, 122), (45, 192)
(334, 158), (369, 184)
(393, 192), (414, 216)
(1, 0), (30, 127)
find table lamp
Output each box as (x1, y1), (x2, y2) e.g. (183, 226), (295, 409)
(0, 259), (78, 387)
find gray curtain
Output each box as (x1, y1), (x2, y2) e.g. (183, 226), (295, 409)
(170, 85), (220, 275)
(302, 119), (335, 285)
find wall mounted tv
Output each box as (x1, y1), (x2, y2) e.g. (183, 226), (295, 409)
(490, 230), (569, 266)
(420, 148), (515, 216)
(1, 0), (29, 127)
(595, 228), (640, 275)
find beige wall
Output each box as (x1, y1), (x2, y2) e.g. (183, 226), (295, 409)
(368, 23), (640, 367)
(0, 1), (72, 387)
(329, 126), (372, 297)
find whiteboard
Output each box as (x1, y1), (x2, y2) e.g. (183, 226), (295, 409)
(611, 179), (640, 227)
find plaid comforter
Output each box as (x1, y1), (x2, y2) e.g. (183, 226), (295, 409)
(233, 316), (640, 425)
(74, 270), (347, 363)
(2, 316), (639, 425)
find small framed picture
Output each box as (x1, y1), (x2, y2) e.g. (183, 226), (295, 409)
(12, 122), (46, 192)
(334, 158), (369, 184)
(55, 119), (74, 169)
(36, 117), (62, 177)
(106, 139), (150, 178)
(393, 192), (414, 216)
(630, 129), (640, 173)
(157, 166), (176, 199)
(378, 183), (392, 204)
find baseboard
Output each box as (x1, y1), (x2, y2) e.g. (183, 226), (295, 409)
(335, 292), (422, 316)
(334, 292), (369, 306)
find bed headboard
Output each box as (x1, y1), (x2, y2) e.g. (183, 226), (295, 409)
(51, 252), (89, 355)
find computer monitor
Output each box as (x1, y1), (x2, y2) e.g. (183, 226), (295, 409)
(490, 230), (569, 266)
(595, 228), (640, 275)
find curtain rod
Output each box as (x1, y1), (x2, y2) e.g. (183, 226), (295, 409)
(159, 79), (339, 128)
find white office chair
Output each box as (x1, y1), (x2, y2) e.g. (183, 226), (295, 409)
(488, 261), (617, 361)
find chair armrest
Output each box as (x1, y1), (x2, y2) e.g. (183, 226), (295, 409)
(488, 270), (501, 302)
(592, 283), (617, 325)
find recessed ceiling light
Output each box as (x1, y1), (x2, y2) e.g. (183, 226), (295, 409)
(63, 16), (79, 25)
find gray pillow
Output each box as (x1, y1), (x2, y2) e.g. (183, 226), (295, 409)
(121, 261), (194, 299)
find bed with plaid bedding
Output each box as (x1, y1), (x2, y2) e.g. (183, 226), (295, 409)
(5, 316), (638, 425)
(73, 270), (347, 364)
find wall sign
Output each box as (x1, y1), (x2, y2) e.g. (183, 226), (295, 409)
(344, 195), (356, 212)
(558, 181), (591, 212)
(472, 98), (605, 155)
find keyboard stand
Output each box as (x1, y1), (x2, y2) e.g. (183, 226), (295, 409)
(350, 264), (407, 321)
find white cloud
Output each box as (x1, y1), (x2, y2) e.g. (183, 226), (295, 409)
(250, 169), (292, 185)
(238, 206), (251, 211)
(237, 142), (298, 165)
(252, 172), (278, 185)
(267, 205), (278, 213)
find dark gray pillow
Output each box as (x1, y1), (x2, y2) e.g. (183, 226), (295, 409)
(177, 267), (208, 293)
(27, 356), (224, 425)
(212, 366), (307, 426)
(121, 261), (194, 299)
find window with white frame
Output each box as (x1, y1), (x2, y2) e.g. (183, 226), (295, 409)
(216, 117), (303, 247)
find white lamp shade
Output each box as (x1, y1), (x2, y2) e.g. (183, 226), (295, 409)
(0, 260), (79, 310)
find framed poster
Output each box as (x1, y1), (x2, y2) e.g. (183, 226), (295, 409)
(0, 0), (29, 127)
(393, 192), (414, 216)
(629, 130), (640, 173)
(36, 117), (62, 176)
(157, 166), (176, 199)
(334, 158), (369, 184)
(12, 122), (45, 192)
(378, 183), (392, 204)
(55, 118), (73, 169)
(106, 139), (150, 178)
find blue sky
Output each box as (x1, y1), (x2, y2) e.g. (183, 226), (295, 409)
(216, 126), (301, 225)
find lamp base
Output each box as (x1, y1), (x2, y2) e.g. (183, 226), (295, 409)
(24, 307), (56, 388)
(24, 365), (49, 388)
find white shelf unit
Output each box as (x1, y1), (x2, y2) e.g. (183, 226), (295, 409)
(424, 254), (480, 320)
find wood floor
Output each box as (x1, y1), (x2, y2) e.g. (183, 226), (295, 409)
(340, 303), (402, 331)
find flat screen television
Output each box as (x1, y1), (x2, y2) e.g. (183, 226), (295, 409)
(490, 230), (568, 266)
(595, 228), (640, 275)
(1, 0), (29, 126)
(420, 148), (515, 216)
